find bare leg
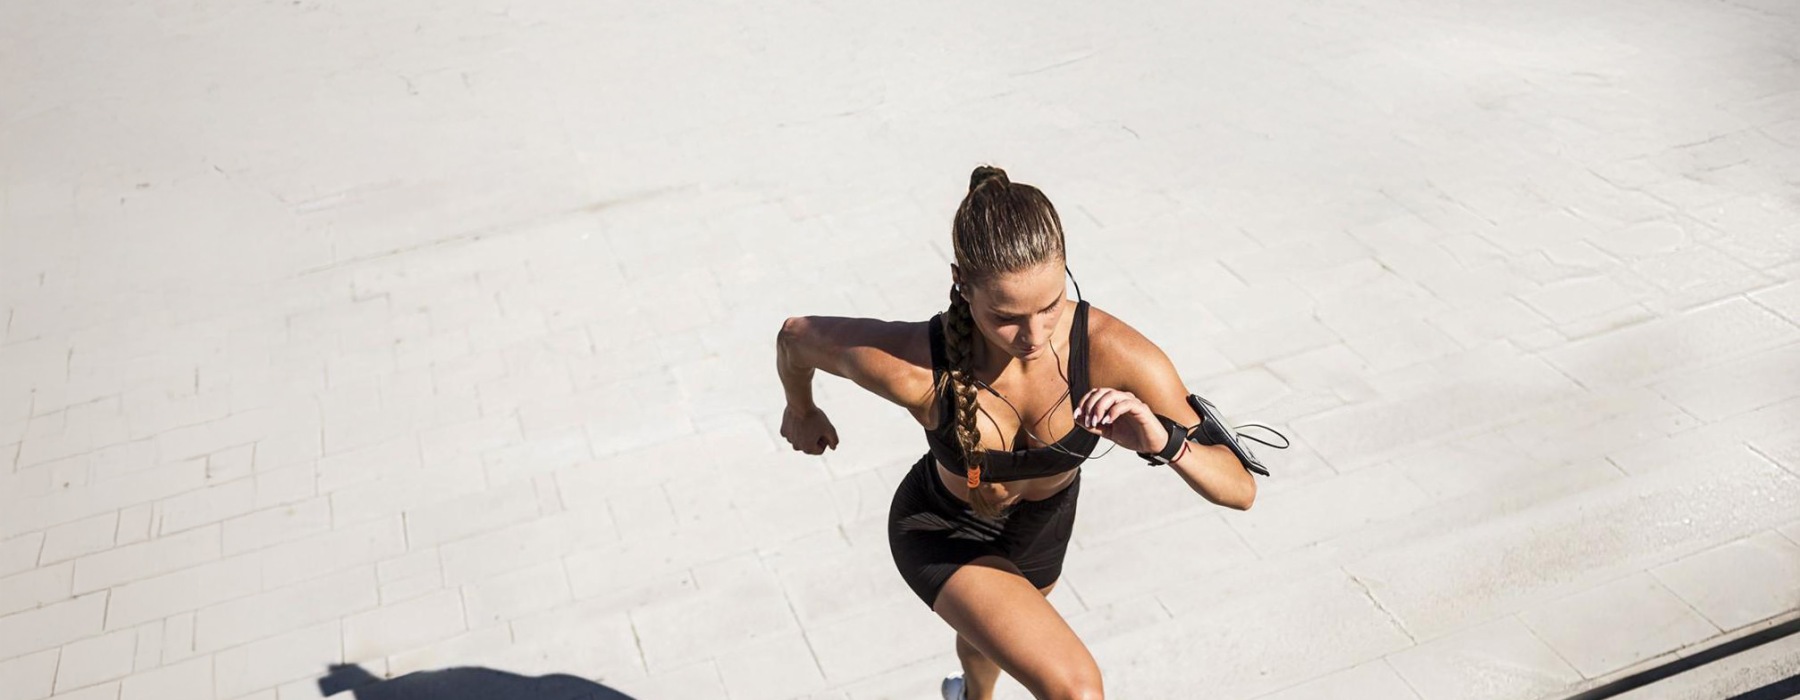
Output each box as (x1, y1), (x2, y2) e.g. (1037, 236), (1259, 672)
(955, 633), (1003, 700)
(935, 557), (1097, 700)
(954, 577), (1058, 700)
(957, 575), (1051, 698)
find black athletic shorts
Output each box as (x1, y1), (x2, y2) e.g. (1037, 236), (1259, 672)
(887, 453), (1082, 610)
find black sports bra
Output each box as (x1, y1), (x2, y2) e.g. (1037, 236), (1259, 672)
(923, 300), (1099, 482)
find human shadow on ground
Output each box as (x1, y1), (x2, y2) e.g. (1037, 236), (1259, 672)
(318, 663), (639, 700)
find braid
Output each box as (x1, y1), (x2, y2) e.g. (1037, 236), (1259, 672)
(940, 164), (1065, 520)
(945, 285), (1004, 520)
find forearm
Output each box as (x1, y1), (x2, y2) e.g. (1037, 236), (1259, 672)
(1167, 442), (1256, 510)
(775, 318), (818, 410)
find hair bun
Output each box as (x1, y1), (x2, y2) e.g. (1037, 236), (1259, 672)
(968, 165), (1009, 193)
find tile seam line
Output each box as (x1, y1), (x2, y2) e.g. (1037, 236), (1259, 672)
(1345, 566), (1415, 645)
(1514, 612), (1586, 689)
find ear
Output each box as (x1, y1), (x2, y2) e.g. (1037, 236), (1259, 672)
(950, 264), (965, 295)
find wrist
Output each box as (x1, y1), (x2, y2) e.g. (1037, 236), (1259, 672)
(1136, 414), (1188, 466)
(1170, 439), (1190, 466)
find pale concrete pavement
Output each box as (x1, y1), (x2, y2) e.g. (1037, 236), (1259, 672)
(2, 0), (1798, 698)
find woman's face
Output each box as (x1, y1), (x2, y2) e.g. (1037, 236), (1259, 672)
(957, 260), (1067, 362)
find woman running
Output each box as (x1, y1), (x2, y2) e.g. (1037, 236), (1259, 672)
(774, 166), (1260, 700)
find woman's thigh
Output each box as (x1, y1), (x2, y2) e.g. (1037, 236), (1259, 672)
(932, 556), (1100, 699)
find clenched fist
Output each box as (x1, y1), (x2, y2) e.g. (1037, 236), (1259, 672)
(780, 405), (840, 455)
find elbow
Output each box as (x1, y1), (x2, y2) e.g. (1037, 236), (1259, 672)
(778, 316), (808, 350)
(1231, 478), (1257, 511)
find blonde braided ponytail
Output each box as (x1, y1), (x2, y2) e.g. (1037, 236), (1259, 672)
(938, 164), (1066, 520)
(944, 285), (1005, 519)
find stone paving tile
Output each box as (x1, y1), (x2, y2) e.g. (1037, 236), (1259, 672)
(1293, 343), (1582, 470)
(1342, 318), (1466, 375)
(1226, 461), (1432, 555)
(1346, 448), (1797, 642)
(53, 629), (135, 695)
(1750, 281), (1800, 324)
(211, 622), (341, 700)
(382, 624), (510, 678)
(713, 629), (830, 700)
(1109, 571), (1414, 699)
(458, 560), (572, 628)
(791, 596), (946, 686)
(1649, 531), (1800, 633)
(161, 612), (199, 665)
(1384, 616), (1580, 700)
(342, 589), (465, 664)
(0, 562), (72, 617)
(1649, 341), (1800, 422)
(1253, 659), (1420, 700)
(0, 649), (59, 700)
(220, 499), (331, 557)
(1781, 517), (1800, 547)
(0, 534), (45, 580)
(1542, 297), (1799, 389)
(1518, 274), (1649, 325)
(627, 556), (797, 674)
(1487, 386), (1703, 470)
(38, 514), (118, 566)
(832, 654), (964, 700)
(1519, 573), (1720, 679)
(609, 659), (728, 700)
(0, 593), (106, 661)
(508, 599), (646, 683)
(193, 567), (378, 655)
(119, 656), (212, 700)
(1629, 241), (1775, 314)
(1606, 397), (1800, 476)
(46, 684), (118, 700)
(762, 530), (914, 631)
(257, 518), (404, 592)
(1611, 628), (1800, 700)
(1063, 593), (1172, 650)
(1064, 510), (1256, 609)
(70, 525), (220, 595)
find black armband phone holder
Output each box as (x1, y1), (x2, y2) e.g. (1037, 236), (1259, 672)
(1137, 394), (1288, 476)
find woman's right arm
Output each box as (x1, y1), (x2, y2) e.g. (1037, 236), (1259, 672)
(776, 316), (843, 455)
(774, 316), (926, 454)
(777, 316), (923, 405)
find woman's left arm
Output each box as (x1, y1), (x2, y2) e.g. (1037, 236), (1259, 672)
(1076, 318), (1257, 510)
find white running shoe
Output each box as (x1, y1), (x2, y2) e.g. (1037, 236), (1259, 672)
(940, 675), (966, 700)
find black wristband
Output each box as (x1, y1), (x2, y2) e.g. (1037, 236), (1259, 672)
(1136, 413), (1188, 466)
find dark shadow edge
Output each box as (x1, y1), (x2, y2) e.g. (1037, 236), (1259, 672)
(1564, 615), (1800, 700)
(1727, 672), (1800, 700)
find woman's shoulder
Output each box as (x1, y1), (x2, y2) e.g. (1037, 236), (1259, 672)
(1081, 303), (1171, 375)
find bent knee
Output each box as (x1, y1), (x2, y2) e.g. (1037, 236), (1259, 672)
(1038, 665), (1103, 700)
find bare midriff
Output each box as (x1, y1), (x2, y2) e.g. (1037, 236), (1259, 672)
(933, 460), (1077, 508)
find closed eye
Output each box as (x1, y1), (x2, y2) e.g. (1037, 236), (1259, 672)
(997, 299), (1060, 324)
